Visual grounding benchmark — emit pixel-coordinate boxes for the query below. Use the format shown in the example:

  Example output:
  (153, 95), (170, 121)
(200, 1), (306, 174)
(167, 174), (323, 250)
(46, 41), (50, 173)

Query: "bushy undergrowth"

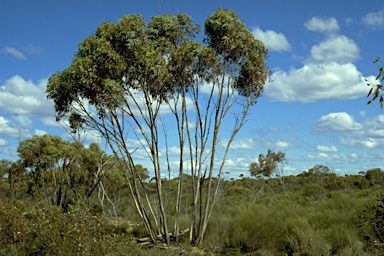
(202, 189), (380, 255)
(0, 199), (135, 255)
(2, 172), (384, 255)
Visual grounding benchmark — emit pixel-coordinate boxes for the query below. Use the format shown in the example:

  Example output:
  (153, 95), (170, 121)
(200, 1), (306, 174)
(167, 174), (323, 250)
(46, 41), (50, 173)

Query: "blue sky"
(1, 0), (384, 177)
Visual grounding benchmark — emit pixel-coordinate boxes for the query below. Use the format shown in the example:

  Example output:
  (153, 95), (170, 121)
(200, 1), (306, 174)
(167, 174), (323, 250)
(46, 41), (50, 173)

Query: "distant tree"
(0, 159), (24, 202)
(17, 135), (113, 207)
(18, 134), (71, 204)
(249, 149), (287, 179)
(134, 164), (150, 181)
(365, 168), (384, 187)
(0, 159), (11, 179)
(304, 164), (332, 187)
(308, 164), (330, 175)
(46, 9), (269, 246)
(249, 149), (288, 195)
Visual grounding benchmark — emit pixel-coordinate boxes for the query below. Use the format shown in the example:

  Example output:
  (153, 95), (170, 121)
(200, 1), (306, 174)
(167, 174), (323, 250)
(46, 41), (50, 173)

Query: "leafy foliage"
(45, 8), (270, 246)
(249, 149), (287, 179)
(0, 199), (133, 255)
(366, 57), (384, 108)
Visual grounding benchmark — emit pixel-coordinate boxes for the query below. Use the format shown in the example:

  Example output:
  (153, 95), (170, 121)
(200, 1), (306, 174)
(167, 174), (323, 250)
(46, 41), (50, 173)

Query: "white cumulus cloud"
(315, 112), (362, 132)
(0, 75), (53, 116)
(266, 62), (369, 102)
(266, 18), (365, 104)
(0, 116), (30, 138)
(338, 115), (384, 149)
(252, 27), (291, 52)
(34, 129), (47, 136)
(304, 17), (339, 33)
(310, 35), (360, 63)
(312, 113), (384, 149)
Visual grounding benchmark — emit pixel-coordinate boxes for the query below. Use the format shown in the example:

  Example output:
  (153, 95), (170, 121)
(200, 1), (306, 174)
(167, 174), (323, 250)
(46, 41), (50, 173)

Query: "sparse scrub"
(0, 199), (134, 255)
(2, 148), (384, 255)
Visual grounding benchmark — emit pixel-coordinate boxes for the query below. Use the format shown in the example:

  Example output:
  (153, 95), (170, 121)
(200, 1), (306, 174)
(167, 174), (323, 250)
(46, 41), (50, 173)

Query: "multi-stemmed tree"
(46, 8), (269, 246)
(249, 149), (288, 195)
(17, 134), (114, 208)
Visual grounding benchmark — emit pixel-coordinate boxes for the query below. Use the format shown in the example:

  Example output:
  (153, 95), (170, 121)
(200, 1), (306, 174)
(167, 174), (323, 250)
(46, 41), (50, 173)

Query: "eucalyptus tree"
(249, 149), (288, 195)
(18, 134), (72, 204)
(17, 135), (112, 206)
(0, 159), (24, 202)
(46, 8), (269, 246)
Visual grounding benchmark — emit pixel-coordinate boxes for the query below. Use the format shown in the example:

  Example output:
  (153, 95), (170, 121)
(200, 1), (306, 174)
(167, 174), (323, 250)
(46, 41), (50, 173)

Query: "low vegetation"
(1, 136), (384, 255)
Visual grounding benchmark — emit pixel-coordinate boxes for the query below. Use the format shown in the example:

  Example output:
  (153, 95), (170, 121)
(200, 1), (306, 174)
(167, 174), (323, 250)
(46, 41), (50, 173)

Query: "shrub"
(225, 204), (287, 254)
(286, 225), (331, 256)
(0, 199), (133, 255)
(302, 183), (326, 200)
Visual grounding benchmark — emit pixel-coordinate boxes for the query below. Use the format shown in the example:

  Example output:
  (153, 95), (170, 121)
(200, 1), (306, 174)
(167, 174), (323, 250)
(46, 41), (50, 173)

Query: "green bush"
(286, 225), (331, 256)
(225, 204), (287, 254)
(323, 224), (364, 255)
(302, 183), (326, 200)
(0, 199), (133, 255)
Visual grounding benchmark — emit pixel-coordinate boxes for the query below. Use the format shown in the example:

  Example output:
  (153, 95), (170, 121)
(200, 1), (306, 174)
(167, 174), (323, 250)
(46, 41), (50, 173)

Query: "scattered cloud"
(220, 138), (257, 150)
(0, 138), (8, 147)
(266, 17), (365, 103)
(359, 111), (366, 118)
(252, 27), (291, 52)
(12, 115), (33, 129)
(1, 47), (26, 60)
(340, 136), (380, 149)
(269, 127), (280, 132)
(286, 125), (300, 131)
(308, 152), (331, 160)
(310, 35), (360, 63)
(41, 117), (68, 129)
(338, 115), (384, 149)
(159, 146), (181, 158)
(223, 158), (250, 171)
(0, 116), (30, 138)
(276, 140), (290, 149)
(345, 17), (355, 26)
(315, 112), (362, 131)
(0, 75), (53, 116)
(23, 45), (43, 54)
(317, 144), (338, 152)
(34, 129), (47, 136)
(307, 152), (356, 163)
(314, 113), (384, 149)
(361, 9), (384, 28)
(304, 17), (339, 33)
(267, 63), (369, 102)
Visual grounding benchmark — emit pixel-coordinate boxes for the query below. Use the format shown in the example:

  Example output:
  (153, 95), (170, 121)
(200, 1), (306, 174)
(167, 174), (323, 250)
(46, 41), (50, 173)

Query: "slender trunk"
(195, 77), (224, 245)
(174, 88), (186, 243)
(9, 169), (13, 203)
(147, 95), (170, 246)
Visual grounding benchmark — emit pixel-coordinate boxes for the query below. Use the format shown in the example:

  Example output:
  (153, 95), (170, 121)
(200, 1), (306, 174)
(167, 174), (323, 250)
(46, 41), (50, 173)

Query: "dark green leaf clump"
(46, 9), (270, 129)
(366, 56), (384, 109)
(204, 8), (269, 102)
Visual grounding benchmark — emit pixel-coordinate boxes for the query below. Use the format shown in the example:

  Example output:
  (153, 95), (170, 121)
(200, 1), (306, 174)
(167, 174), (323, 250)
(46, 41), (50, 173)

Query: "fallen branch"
(137, 228), (190, 244)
